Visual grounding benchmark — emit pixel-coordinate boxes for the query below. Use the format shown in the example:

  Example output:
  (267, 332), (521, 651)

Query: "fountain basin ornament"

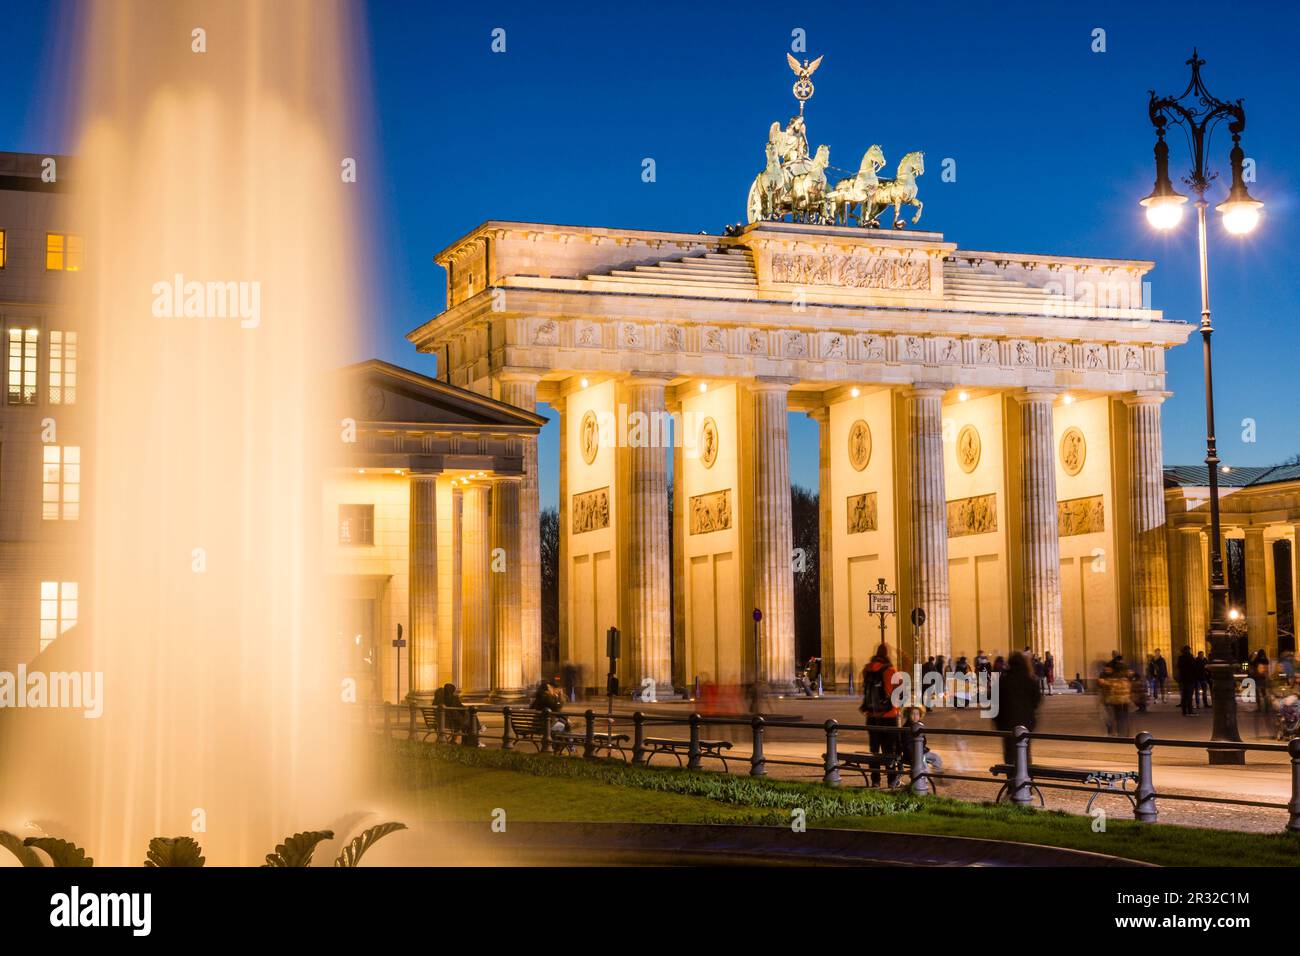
(746, 54), (925, 229)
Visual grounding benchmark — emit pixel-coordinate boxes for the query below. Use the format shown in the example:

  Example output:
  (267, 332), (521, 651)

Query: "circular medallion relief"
(580, 410), (599, 465)
(957, 424), (981, 473)
(699, 417), (719, 469)
(1060, 426), (1086, 477)
(848, 420), (872, 472)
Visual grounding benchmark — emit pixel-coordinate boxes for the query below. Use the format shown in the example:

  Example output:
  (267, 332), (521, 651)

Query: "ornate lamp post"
(1141, 51), (1263, 764)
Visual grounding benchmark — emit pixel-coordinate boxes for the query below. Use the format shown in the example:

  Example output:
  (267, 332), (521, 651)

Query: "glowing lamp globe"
(1143, 196), (1186, 230)
(1218, 197), (1262, 235)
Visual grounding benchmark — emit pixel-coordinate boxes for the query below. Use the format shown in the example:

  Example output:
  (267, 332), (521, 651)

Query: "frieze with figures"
(1058, 495), (1105, 537)
(768, 251), (931, 291)
(947, 494), (997, 537)
(689, 489), (732, 535)
(572, 487), (610, 535)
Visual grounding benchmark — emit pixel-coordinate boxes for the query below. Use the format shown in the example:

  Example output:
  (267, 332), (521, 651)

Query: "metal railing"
(403, 702), (1300, 834)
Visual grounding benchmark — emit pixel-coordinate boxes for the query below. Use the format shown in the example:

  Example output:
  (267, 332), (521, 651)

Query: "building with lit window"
(0, 151), (82, 668)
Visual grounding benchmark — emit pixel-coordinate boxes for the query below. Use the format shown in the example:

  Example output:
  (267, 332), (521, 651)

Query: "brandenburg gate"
(406, 57), (1191, 696)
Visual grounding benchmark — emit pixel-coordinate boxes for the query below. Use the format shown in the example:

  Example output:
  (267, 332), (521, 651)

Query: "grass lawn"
(382, 742), (1300, 867)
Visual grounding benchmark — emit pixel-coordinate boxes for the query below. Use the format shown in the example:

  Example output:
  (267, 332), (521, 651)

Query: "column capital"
(751, 375), (798, 393)
(408, 469), (441, 479)
(806, 406), (830, 425)
(623, 370), (673, 389)
(1123, 389), (1171, 407)
(905, 383), (947, 400)
(1012, 386), (1063, 404)
(496, 368), (546, 385)
(1244, 525), (1267, 538)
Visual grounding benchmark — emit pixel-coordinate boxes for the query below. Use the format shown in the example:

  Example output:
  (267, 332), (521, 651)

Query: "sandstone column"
(450, 484), (463, 689)
(461, 483), (493, 695)
(907, 386), (951, 660)
(408, 473), (439, 698)
(1016, 389), (1064, 669)
(1244, 526), (1268, 654)
(491, 476), (524, 697)
(1182, 527), (1208, 652)
(1126, 393), (1172, 661)
(751, 379), (796, 689)
(810, 407), (835, 685)
(498, 372), (542, 687)
(625, 374), (673, 696)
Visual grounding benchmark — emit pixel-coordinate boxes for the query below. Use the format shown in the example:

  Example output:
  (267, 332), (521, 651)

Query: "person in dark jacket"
(859, 644), (901, 788)
(1194, 650), (1211, 708)
(1152, 650), (1169, 702)
(1176, 646), (1196, 716)
(994, 651), (1041, 766)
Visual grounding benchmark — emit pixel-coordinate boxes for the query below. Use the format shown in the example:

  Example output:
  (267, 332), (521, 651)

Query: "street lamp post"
(1141, 50), (1263, 765)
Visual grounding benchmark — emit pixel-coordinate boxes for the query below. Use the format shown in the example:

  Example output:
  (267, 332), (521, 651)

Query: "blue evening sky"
(4, 0), (1298, 509)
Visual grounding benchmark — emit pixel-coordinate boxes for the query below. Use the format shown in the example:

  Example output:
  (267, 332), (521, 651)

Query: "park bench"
(831, 751), (909, 789)
(989, 763), (1139, 812)
(418, 706), (460, 744)
(642, 736), (733, 771)
(504, 710), (564, 752)
(552, 727), (631, 760)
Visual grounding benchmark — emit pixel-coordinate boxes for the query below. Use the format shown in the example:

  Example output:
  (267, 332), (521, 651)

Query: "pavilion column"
(1016, 389), (1064, 670)
(449, 485), (464, 689)
(750, 379), (796, 689)
(907, 386), (951, 660)
(461, 483), (493, 696)
(498, 372), (542, 687)
(408, 473), (439, 698)
(491, 476), (524, 697)
(1126, 393), (1172, 662)
(624, 374), (674, 695)
(1245, 526), (1268, 655)
(810, 407), (835, 685)
(1182, 528), (1208, 653)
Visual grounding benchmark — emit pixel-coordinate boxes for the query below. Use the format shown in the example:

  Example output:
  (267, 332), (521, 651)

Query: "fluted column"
(1016, 389), (1064, 668)
(810, 407), (835, 682)
(1126, 393), (1172, 661)
(751, 379), (796, 688)
(1245, 526), (1268, 654)
(907, 386), (951, 660)
(625, 375), (673, 694)
(491, 476), (524, 697)
(408, 473), (439, 697)
(498, 372), (542, 686)
(1182, 527), (1208, 652)
(449, 485), (463, 689)
(461, 483), (493, 695)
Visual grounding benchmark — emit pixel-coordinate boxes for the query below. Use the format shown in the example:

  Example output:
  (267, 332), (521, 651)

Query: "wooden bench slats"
(642, 736), (733, 771)
(988, 763), (1138, 811)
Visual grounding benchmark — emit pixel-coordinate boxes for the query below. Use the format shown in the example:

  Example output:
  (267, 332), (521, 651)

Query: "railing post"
(1134, 731), (1158, 822)
(541, 710), (553, 753)
(583, 709), (596, 759)
(632, 711), (645, 764)
(750, 716), (767, 776)
(501, 705), (514, 750)
(1288, 738), (1300, 833)
(823, 719), (841, 786)
(688, 712), (702, 770)
(1010, 725), (1033, 807)
(435, 702), (446, 743)
(909, 719), (930, 796)
(465, 705), (479, 748)
(407, 696), (417, 740)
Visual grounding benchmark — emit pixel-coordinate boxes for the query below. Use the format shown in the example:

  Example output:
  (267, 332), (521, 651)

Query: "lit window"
(40, 581), (78, 652)
(7, 328), (38, 405)
(338, 504), (374, 545)
(42, 445), (80, 520)
(49, 331), (77, 404)
(0, 230), (6, 269)
(46, 233), (83, 271)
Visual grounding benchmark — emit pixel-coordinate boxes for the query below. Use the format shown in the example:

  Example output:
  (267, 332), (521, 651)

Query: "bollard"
(750, 716), (767, 776)
(688, 713), (703, 770)
(583, 709), (596, 759)
(1134, 731), (1158, 822)
(501, 705), (514, 750)
(909, 720), (930, 796)
(631, 711), (646, 764)
(1288, 738), (1300, 834)
(407, 697), (417, 741)
(465, 705), (479, 748)
(1010, 725), (1033, 806)
(823, 719), (841, 786)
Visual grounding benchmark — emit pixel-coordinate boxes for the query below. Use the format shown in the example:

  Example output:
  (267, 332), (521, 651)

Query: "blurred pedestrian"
(1177, 645), (1196, 716)
(994, 651), (1041, 766)
(859, 643), (901, 788)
